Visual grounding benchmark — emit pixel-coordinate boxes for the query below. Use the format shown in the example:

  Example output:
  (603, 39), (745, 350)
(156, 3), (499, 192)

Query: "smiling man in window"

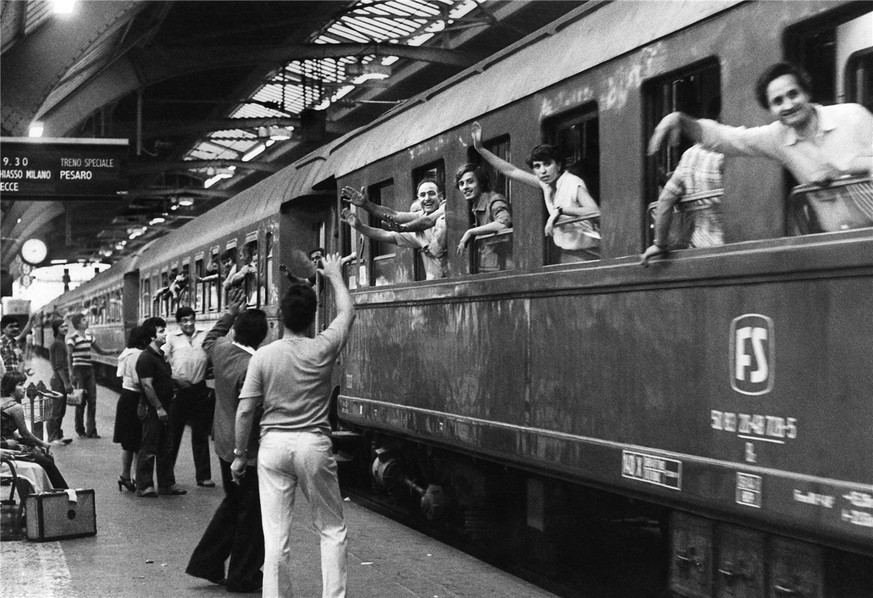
(341, 179), (448, 280)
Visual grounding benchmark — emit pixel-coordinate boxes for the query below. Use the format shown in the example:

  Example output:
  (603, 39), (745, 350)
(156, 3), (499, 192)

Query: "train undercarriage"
(334, 427), (873, 598)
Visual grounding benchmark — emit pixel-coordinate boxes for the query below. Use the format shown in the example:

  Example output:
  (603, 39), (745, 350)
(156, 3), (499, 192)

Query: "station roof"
(0, 0), (584, 290)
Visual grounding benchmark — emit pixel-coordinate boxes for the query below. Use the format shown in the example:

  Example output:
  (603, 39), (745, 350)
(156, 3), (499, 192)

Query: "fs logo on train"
(729, 314), (774, 396)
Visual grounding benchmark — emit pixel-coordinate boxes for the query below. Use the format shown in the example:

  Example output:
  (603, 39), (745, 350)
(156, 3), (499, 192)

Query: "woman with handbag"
(113, 327), (147, 492)
(0, 371), (69, 489)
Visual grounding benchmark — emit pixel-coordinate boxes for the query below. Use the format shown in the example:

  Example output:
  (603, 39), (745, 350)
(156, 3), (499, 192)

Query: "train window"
(205, 246), (220, 312)
(110, 289), (122, 323)
(784, 8), (873, 235)
(543, 103), (602, 265)
(174, 262), (190, 308)
(168, 266), (180, 314)
(846, 49), (873, 111)
(141, 277), (151, 317)
(464, 135), (514, 274)
(193, 256), (203, 312)
(788, 8), (872, 106)
(264, 232), (273, 306)
(241, 235), (259, 307)
(158, 271), (169, 316)
(411, 160), (446, 281)
(644, 59), (722, 252)
(367, 179), (399, 287)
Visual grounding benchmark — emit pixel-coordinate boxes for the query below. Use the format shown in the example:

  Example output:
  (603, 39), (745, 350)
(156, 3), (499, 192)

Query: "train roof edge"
(323, 0), (743, 178)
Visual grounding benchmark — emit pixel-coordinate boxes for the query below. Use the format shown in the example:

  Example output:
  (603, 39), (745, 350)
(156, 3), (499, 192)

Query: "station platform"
(1, 357), (559, 598)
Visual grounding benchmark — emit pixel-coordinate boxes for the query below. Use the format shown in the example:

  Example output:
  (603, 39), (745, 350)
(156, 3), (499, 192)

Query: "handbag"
(0, 458), (26, 541)
(66, 387), (85, 407)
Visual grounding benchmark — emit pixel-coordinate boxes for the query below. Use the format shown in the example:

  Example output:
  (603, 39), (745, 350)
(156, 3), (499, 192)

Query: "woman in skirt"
(114, 326), (147, 492)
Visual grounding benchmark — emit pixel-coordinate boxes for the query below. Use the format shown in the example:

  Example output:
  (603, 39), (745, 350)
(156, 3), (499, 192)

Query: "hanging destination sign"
(0, 137), (128, 199)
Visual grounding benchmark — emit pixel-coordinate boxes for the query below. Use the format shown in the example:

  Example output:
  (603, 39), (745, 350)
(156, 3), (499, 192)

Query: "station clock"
(20, 238), (48, 265)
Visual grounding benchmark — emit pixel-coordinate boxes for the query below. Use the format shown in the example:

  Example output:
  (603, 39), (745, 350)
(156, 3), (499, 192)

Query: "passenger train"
(35, 2), (873, 595)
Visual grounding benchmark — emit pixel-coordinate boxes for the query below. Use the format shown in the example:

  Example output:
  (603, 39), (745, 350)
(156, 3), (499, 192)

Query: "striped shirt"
(66, 331), (94, 368)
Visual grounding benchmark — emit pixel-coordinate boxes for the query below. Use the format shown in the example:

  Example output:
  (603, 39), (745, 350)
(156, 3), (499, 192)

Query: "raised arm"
(647, 112), (704, 155)
(388, 203), (446, 232)
(203, 288), (245, 357)
(471, 122), (541, 189)
(341, 208), (399, 245)
(15, 315), (33, 343)
(321, 253), (355, 332)
(341, 186), (421, 224)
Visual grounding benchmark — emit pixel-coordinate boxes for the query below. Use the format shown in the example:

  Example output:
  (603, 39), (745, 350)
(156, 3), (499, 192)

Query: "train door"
(122, 270), (139, 342)
(279, 193), (335, 332)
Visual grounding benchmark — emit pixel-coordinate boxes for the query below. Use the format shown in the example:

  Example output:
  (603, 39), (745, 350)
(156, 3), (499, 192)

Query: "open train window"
(846, 49), (873, 111)
(141, 277), (150, 317)
(411, 160), (445, 281)
(241, 233), (259, 308)
(150, 273), (161, 316)
(367, 179), (398, 287)
(643, 59), (722, 251)
(205, 246), (220, 311)
(784, 7), (873, 235)
(222, 239), (238, 310)
(544, 103), (602, 265)
(465, 135), (514, 274)
(264, 232), (273, 306)
(160, 270), (171, 317)
(193, 254), (203, 312)
(110, 289), (122, 323)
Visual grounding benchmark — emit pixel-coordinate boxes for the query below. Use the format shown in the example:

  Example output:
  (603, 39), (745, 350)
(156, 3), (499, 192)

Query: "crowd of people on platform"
(1, 250), (354, 597)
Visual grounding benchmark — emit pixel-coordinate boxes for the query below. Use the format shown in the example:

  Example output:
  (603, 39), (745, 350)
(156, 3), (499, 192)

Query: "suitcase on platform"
(25, 489), (96, 541)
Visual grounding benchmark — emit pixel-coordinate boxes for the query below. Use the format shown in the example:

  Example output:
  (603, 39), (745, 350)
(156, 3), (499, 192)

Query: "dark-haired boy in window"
(471, 122), (600, 258)
(454, 163), (511, 255)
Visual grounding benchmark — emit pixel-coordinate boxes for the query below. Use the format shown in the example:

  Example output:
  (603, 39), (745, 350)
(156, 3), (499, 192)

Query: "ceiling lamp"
(177, 195), (195, 207)
(345, 61), (391, 80)
(257, 125), (294, 141)
(52, 0), (76, 14)
(149, 216), (166, 225)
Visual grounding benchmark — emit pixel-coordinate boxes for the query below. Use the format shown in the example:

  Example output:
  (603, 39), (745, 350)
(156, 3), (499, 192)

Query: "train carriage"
(327, 1), (873, 595)
(34, 1), (873, 595)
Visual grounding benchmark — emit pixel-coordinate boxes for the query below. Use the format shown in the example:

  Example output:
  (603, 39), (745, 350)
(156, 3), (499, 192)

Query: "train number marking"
(730, 314), (775, 396)
(735, 473), (762, 508)
(841, 492), (873, 528)
(621, 451), (682, 491)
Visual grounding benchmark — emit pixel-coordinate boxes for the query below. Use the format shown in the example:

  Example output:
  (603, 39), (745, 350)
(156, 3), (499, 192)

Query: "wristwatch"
(232, 448), (246, 457)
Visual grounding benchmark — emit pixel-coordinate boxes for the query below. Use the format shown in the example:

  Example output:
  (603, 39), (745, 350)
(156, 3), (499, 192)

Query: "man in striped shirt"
(66, 313), (112, 439)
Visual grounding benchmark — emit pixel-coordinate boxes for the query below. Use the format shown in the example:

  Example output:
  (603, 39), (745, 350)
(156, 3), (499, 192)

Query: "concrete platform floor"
(1, 357), (558, 598)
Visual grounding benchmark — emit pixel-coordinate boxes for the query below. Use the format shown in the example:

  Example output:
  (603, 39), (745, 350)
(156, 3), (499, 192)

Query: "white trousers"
(258, 430), (348, 598)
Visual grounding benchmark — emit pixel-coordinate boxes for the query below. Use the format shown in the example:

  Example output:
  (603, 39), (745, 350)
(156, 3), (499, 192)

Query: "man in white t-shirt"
(231, 253), (355, 598)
